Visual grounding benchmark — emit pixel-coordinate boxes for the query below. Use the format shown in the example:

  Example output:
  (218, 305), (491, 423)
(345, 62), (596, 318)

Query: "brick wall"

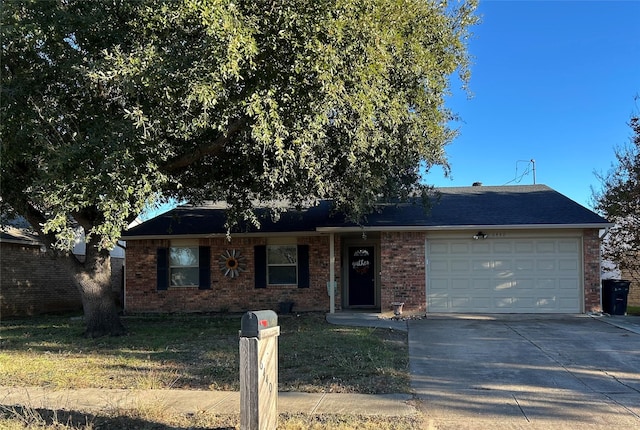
(1, 242), (82, 318)
(583, 229), (603, 312)
(124, 230), (602, 315)
(125, 235), (342, 314)
(379, 231), (426, 313)
(619, 268), (640, 307)
(624, 277), (640, 307)
(1, 242), (125, 319)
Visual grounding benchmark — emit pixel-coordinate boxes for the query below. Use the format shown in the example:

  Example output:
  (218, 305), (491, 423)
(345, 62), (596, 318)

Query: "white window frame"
(169, 240), (199, 287)
(267, 244), (298, 285)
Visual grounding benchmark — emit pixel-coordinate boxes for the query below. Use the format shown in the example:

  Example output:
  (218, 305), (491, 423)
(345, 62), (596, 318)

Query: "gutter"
(120, 231), (324, 241)
(121, 223), (614, 241)
(316, 223), (614, 233)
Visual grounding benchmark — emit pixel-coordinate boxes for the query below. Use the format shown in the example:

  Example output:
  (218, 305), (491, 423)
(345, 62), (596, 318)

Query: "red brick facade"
(380, 232), (427, 313)
(124, 229), (603, 315)
(583, 229), (603, 312)
(125, 236), (342, 313)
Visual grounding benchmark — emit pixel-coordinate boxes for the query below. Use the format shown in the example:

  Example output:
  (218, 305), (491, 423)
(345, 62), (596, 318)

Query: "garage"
(426, 235), (582, 313)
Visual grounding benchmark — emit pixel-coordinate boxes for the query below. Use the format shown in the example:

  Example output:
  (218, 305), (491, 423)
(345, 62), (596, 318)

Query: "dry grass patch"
(0, 312), (409, 394)
(0, 405), (422, 430)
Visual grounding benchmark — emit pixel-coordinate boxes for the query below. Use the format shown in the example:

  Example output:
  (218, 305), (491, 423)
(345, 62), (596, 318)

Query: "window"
(267, 245), (298, 285)
(254, 244), (309, 288)
(170, 246), (199, 286)
(157, 244), (211, 290)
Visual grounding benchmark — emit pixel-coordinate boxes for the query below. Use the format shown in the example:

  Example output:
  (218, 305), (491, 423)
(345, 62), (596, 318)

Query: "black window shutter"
(254, 245), (267, 288)
(297, 245), (310, 288)
(157, 248), (168, 291)
(198, 246), (211, 290)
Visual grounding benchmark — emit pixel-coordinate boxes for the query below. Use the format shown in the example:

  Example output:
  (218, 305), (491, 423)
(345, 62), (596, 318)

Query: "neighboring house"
(601, 230), (639, 307)
(617, 269), (640, 307)
(0, 218), (125, 318)
(121, 185), (611, 315)
(1, 222), (82, 318)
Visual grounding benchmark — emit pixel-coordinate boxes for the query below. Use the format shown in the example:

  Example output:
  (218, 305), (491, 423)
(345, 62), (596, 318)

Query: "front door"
(348, 246), (375, 306)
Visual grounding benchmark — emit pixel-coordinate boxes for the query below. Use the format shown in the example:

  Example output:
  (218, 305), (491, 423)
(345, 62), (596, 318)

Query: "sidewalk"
(325, 311), (409, 331)
(590, 313), (640, 335)
(0, 386), (416, 416)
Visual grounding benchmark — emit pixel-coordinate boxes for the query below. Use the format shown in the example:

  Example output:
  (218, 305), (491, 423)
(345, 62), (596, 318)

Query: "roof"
(0, 216), (40, 246)
(1, 216), (125, 256)
(121, 185), (611, 239)
(0, 226), (40, 245)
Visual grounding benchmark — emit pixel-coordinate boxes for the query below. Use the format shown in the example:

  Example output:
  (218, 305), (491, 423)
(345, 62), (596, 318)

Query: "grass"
(0, 312), (408, 393)
(627, 305), (640, 316)
(0, 312), (414, 428)
(0, 405), (422, 429)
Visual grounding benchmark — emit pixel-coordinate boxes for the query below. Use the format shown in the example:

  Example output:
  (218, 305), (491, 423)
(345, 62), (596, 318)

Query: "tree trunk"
(81, 288), (126, 338)
(15, 202), (126, 337)
(78, 273), (126, 338)
(73, 242), (126, 338)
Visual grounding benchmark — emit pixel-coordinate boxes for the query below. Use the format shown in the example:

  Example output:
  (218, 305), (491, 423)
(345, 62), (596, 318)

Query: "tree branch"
(161, 117), (249, 173)
(17, 201), (60, 253)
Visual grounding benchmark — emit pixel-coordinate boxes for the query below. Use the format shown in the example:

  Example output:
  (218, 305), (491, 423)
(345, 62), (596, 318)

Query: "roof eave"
(316, 223), (613, 232)
(120, 231), (324, 241)
(0, 237), (42, 246)
(123, 223), (613, 240)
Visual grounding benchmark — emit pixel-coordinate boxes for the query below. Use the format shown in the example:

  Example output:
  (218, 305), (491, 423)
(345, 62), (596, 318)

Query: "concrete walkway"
(325, 311), (409, 331)
(593, 312), (640, 335)
(0, 386), (415, 416)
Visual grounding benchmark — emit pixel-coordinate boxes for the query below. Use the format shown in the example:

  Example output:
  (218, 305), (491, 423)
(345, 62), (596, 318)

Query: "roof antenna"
(504, 159), (536, 185)
(531, 159), (536, 184)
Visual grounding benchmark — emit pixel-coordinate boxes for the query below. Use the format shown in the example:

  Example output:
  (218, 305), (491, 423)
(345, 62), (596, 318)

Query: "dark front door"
(348, 246), (375, 306)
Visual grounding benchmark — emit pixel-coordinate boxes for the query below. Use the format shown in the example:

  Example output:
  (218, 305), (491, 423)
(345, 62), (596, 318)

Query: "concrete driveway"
(409, 314), (640, 429)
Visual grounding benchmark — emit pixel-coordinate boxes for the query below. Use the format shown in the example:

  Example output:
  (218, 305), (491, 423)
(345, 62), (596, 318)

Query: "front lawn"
(0, 312), (409, 394)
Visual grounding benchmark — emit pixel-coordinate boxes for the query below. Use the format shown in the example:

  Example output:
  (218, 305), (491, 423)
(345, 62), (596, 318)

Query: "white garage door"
(427, 237), (582, 313)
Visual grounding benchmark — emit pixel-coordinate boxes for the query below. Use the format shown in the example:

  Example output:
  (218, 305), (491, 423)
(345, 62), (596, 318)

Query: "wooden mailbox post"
(239, 310), (280, 430)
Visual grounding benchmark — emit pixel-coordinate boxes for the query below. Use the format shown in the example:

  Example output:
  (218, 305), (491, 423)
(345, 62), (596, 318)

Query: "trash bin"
(602, 279), (631, 315)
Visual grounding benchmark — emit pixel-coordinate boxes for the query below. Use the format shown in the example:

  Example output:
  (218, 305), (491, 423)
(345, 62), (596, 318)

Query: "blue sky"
(424, 0), (640, 209)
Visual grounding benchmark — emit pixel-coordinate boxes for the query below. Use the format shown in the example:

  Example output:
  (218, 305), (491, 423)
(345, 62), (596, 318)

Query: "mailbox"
(240, 310), (278, 338)
(239, 310), (280, 430)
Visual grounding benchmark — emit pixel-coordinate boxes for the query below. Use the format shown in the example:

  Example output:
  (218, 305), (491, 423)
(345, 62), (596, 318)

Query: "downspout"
(599, 227), (611, 240)
(329, 233), (335, 314)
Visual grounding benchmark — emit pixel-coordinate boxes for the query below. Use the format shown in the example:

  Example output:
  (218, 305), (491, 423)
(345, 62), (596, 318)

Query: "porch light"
(473, 231), (488, 240)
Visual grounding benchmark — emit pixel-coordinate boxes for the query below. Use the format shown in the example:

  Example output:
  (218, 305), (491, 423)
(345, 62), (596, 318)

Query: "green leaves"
(593, 113), (640, 281)
(2, 0), (478, 248)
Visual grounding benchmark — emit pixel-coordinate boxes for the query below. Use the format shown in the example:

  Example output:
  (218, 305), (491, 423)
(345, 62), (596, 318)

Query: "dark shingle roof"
(0, 216), (40, 245)
(121, 185), (610, 238)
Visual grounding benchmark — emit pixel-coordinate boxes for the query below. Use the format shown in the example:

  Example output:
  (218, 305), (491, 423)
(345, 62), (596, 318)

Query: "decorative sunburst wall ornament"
(219, 249), (245, 278)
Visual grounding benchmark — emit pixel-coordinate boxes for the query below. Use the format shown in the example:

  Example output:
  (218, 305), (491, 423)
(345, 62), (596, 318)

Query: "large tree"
(1, 0), (478, 336)
(593, 110), (640, 284)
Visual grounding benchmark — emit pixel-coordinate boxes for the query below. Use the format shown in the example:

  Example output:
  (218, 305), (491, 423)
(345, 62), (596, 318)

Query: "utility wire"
(503, 159), (535, 185)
